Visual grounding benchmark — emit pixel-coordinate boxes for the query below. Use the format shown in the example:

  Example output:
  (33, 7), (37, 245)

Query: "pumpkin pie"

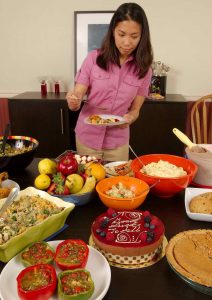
(166, 230), (212, 287)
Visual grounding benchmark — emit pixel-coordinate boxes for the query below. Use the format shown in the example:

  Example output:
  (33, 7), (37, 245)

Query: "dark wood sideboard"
(9, 92), (187, 157)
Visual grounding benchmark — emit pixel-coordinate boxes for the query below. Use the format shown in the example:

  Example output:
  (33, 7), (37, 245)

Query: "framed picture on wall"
(74, 11), (114, 74)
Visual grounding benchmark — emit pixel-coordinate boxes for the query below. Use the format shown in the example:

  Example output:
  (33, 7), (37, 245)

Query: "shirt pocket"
(121, 75), (141, 102)
(92, 65), (110, 80)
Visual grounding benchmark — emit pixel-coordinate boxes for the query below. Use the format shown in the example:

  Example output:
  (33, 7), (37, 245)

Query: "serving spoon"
(129, 145), (145, 167)
(172, 128), (210, 153)
(0, 187), (19, 220)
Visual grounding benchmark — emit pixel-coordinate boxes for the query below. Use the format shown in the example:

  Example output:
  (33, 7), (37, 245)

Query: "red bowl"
(131, 154), (198, 198)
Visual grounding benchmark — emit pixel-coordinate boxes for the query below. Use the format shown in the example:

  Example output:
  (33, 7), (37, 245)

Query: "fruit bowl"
(52, 189), (97, 206)
(96, 176), (150, 210)
(131, 154), (198, 198)
(0, 136), (39, 172)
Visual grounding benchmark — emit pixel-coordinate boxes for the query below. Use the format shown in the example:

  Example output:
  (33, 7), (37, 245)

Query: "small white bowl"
(1, 179), (20, 191)
(185, 187), (212, 222)
(0, 179), (20, 208)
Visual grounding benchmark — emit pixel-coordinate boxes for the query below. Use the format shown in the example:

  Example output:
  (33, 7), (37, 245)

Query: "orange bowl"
(131, 154), (198, 198)
(96, 176), (149, 210)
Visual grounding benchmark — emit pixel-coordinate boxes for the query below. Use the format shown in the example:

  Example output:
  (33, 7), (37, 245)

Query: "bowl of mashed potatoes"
(131, 154), (198, 198)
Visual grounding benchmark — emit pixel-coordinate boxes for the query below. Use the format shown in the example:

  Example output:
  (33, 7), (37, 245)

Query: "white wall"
(0, 0), (211, 99)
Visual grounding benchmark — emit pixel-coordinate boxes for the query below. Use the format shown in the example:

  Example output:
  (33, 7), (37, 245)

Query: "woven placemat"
(89, 235), (168, 269)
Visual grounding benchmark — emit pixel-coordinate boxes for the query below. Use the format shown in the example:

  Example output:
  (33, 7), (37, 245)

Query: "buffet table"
(0, 158), (211, 300)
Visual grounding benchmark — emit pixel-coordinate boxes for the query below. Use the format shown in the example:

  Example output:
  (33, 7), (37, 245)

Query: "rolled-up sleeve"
(75, 50), (97, 86)
(137, 67), (152, 97)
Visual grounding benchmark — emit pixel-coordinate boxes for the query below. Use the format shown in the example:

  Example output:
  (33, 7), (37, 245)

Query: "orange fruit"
(85, 163), (106, 182)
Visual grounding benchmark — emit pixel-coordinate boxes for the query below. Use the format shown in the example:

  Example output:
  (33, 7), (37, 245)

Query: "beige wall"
(0, 0), (211, 99)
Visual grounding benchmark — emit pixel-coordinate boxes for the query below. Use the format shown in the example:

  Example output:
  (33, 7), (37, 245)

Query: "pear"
(65, 174), (84, 194)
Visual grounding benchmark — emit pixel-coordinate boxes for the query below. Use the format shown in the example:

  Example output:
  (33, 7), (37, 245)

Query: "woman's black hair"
(96, 2), (153, 78)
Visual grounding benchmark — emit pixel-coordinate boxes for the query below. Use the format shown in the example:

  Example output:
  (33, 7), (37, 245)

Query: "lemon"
(38, 158), (57, 175)
(85, 163), (106, 182)
(34, 174), (51, 190)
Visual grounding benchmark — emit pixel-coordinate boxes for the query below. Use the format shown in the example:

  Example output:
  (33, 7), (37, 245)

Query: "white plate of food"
(185, 187), (212, 222)
(0, 241), (111, 300)
(104, 160), (133, 177)
(84, 114), (127, 126)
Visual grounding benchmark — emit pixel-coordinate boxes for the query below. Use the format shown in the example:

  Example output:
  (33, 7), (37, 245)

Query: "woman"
(66, 2), (153, 161)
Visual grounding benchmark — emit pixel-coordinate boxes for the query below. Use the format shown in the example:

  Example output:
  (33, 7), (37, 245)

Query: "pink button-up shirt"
(75, 50), (152, 150)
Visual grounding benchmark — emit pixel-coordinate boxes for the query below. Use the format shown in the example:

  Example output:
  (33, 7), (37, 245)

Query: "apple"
(65, 174), (84, 194)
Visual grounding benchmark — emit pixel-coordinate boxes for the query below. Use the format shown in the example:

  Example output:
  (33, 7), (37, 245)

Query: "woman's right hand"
(66, 91), (82, 111)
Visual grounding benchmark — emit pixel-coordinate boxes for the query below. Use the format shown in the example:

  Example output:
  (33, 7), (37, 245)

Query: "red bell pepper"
(21, 242), (55, 267)
(16, 264), (57, 300)
(55, 240), (89, 271)
(57, 155), (78, 176)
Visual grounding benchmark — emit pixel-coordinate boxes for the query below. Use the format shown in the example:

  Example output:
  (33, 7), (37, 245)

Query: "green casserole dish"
(0, 187), (75, 262)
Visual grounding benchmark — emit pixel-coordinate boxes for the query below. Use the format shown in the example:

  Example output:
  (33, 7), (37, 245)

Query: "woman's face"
(113, 20), (141, 59)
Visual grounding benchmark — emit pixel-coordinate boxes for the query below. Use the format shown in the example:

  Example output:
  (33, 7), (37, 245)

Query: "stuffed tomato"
(21, 241), (55, 267)
(17, 264), (57, 300)
(55, 240), (89, 270)
(58, 269), (94, 300)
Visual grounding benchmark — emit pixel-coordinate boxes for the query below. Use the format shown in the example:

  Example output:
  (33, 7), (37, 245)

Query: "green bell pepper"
(21, 241), (55, 267)
(58, 269), (94, 300)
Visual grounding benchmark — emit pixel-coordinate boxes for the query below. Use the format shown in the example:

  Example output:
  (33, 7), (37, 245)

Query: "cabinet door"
(130, 102), (187, 156)
(9, 100), (70, 157)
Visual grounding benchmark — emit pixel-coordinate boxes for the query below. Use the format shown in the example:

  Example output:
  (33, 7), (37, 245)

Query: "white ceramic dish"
(0, 240), (111, 300)
(185, 187), (212, 222)
(84, 114), (126, 126)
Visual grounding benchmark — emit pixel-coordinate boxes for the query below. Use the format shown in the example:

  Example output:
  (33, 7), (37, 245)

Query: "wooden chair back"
(190, 94), (212, 144)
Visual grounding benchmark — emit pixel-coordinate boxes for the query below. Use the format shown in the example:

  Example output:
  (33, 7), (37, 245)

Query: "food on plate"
(189, 192), (212, 214)
(38, 158), (57, 175)
(140, 160), (187, 178)
(0, 194), (64, 245)
(21, 241), (55, 267)
(148, 93), (165, 100)
(58, 269), (94, 300)
(105, 182), (135, 198)
(166, 230), (212, 287)
(91, 208), (165, 265)
(87, 114), (120, 124)
(0, 172), (11, 199)
(16, 263), (57, 300)
(104, 160), (132, 176)
(55, 239), (89, 270)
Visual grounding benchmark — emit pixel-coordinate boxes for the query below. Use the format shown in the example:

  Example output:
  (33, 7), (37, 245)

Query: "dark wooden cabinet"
(130, 94), (187, 156)
(9, 93), (186, 158)
(8, 92), (79, 158)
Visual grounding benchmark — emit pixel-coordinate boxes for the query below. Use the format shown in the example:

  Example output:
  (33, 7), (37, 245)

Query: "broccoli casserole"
(0, 195), (64, 245)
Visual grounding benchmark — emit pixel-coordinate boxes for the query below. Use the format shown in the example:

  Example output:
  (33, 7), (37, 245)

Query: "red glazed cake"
(91, 209), (165, 265)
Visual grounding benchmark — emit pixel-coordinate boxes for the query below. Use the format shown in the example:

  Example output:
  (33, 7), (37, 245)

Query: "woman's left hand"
(119, 111), (139, 128)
